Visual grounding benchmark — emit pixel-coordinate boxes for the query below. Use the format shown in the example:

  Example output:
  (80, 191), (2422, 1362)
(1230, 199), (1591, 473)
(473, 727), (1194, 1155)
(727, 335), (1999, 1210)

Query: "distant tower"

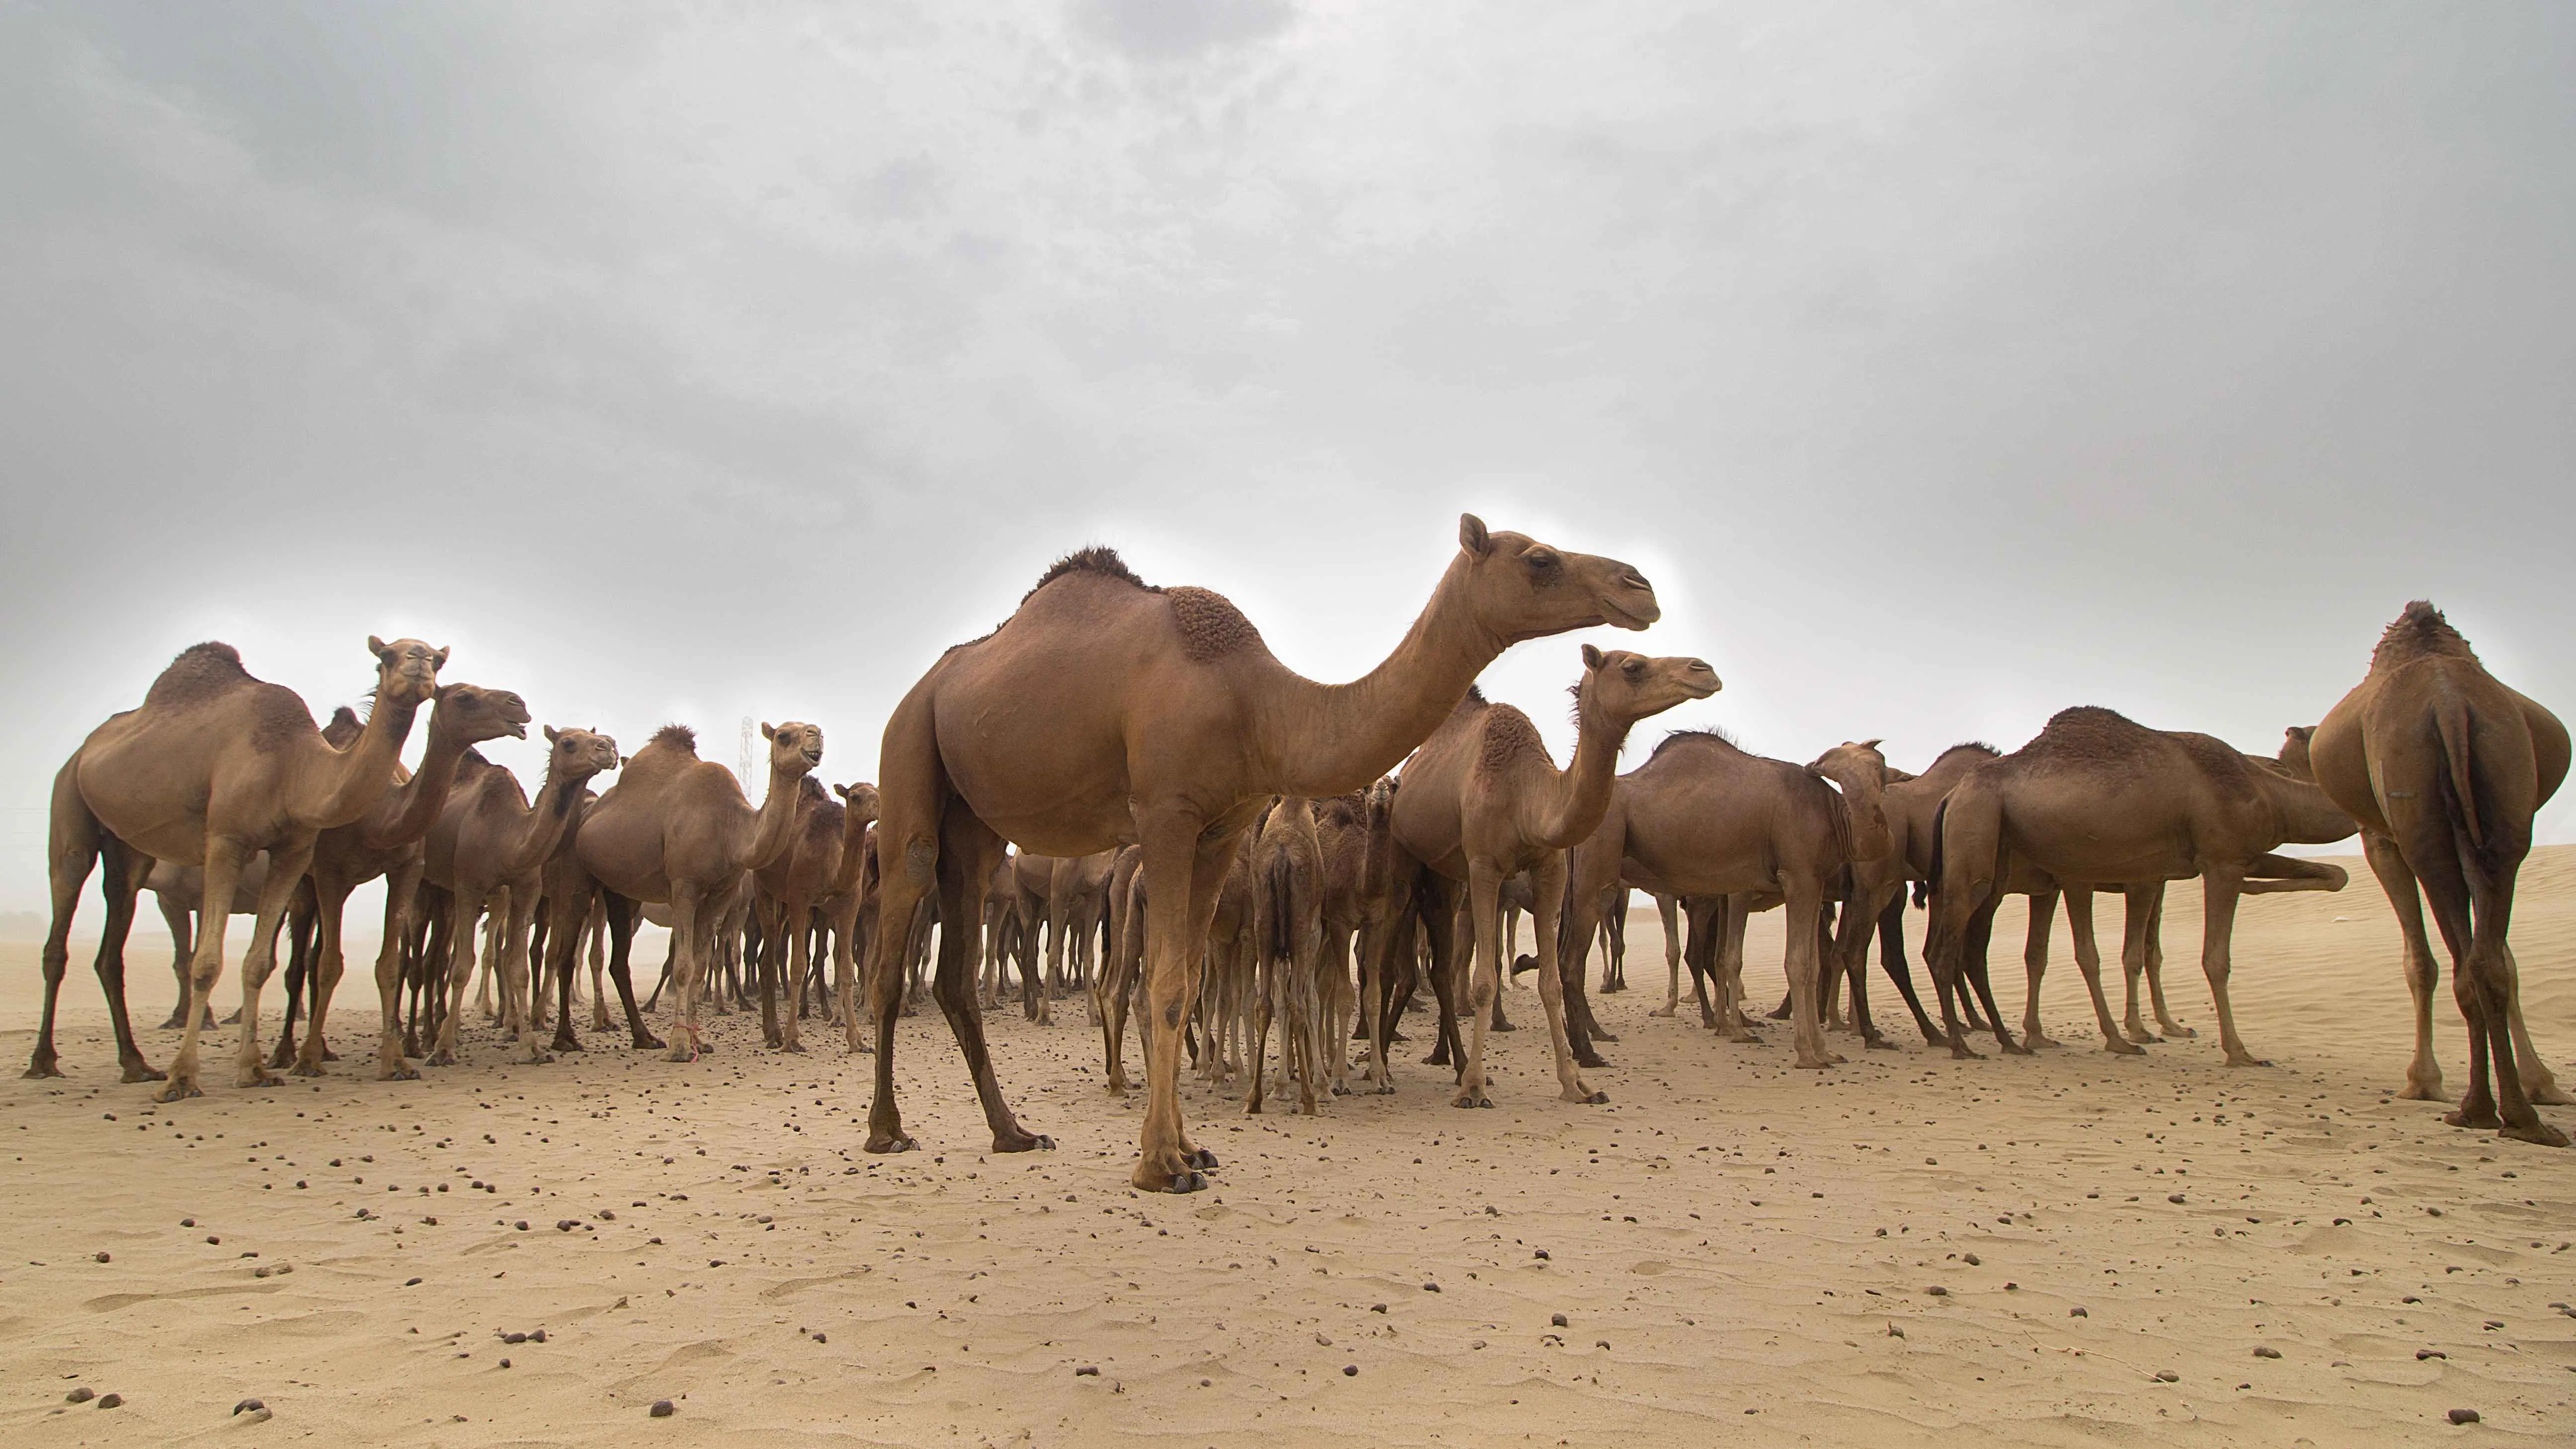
(738, 717), (757, 797)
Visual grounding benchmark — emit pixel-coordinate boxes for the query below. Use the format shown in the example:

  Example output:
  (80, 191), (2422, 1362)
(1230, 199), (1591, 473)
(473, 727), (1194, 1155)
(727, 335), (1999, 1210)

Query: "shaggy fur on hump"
(1930, 740), (2002, 766)
(144, 642), (252, 707)
(1476, 705), (1548, 769)
(2372, 599), (2478, 668)
(1166, 585), (1263, 662)
(1024, 545), (1157, 603)
(1648, 725), (1740, 761)
(648, 723), (699, 753)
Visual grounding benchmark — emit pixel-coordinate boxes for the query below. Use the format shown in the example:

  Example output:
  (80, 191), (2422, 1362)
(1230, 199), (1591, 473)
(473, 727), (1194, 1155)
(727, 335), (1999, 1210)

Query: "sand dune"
(3, 849), (2571, 1445)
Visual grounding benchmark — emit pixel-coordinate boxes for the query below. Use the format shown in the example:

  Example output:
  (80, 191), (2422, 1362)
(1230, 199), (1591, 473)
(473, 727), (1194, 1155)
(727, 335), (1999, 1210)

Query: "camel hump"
(144, 641), (254, 708)
(1646, 726), (1739, 762)
(2373, 599), (2480, 669)
(1165, 586), (1263, 663)
(646, 723), (699, 754)
(1024, 545), (1159, 604)
(1477, 705), (1548, 769)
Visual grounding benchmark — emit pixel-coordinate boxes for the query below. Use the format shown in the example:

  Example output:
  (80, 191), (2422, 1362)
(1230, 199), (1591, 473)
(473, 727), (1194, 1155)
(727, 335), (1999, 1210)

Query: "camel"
(29, 638), (445, 1095)
(542, 722), (821, 1061)
(1555, 731), (1894, 1071)
(1816, 743), (2010, 1048)
(1373, 647), (1720, 1106)
(1924, 706), (2354, 1064)
(2308, 602), (2569, 1146)
(1307, 788), (1380, 1096)
(750, 777), (849, 1052)
(816, 782), (882, 1053)
(1002, 852), (1058, 1022)
(1246, 798), (1327, 1114)
(272, 686), (534, 1079)
(1046, 851), (1118, 1010)
(413, 726), (621, 1070)
(867, 516), (1662, 1191)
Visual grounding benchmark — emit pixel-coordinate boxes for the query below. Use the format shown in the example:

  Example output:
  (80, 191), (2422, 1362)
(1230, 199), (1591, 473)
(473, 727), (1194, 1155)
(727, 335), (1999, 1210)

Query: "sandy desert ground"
(3, 850), (2573, 1447)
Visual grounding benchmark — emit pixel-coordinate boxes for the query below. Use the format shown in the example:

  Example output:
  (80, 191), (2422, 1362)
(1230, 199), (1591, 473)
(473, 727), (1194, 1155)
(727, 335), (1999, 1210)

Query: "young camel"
(1374, 647), (1720, 1106)
(1556, 732), (1894, 1071)
(1925, 707), (2354, 1063)
(415, 727), (622, 1070)
(30, 639), (444, 1096)
(2308, 601), (2568, 1146)
(867, 516), (1662, 1192)
(542, 722), (821, 1060)
(1246, 798), (1327, 1114)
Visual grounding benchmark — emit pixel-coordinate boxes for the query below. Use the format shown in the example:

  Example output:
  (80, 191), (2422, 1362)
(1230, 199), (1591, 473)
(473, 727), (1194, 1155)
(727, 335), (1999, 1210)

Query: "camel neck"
(744, 765), (809, 873)
(1533, 694), (1634, 849)
(2260, 770), (2357, 847)
(503, 761), (593, 878)
(303, 693), (426, 830)
(361, 711), (472, 851)
(1259, 555), (1502, 799)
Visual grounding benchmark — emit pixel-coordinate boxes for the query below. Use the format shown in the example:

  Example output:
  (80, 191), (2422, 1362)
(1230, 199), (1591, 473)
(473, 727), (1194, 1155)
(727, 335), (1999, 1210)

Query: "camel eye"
(1525, 549), (1560, 573)
(1623, 661), (1643, 679)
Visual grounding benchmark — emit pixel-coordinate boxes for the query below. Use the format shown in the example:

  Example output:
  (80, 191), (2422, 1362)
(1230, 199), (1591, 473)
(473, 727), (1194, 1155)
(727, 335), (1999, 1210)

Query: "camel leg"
(498, 886), (551, 1065)
(1359, 892), (1411, 1094)
(431, 891), (487, 1067)
(752, 898), (787, 1048)
(1783, 884), (1841, 1069)
(1715, 895), (1759, 1041)
(152, 890), (202, 1031)
(588, 908), (613, 1032)
(1418, 880), (1462, 1068)
(1833, 884), (1894, 1049)
(2359, 831), (2446, 1098)
(1963, 898), (2023, 1055)
(2063, 887), (2143, 1055)
(777, 902), (810, 1049)
(1601, 889), (1628, 993)
(1245, 926), (1278, 1115)
(2134, 883), (2191, 1039)
(22, 810), (85, 1080)
(604, 896), (661, 1049)
(1873, 895), (1943, 1045)
(1451, 862), (1506, 1108)
(2194, 872), (2268, 1068)
(2119, 886), (2158, 1042)
(223, 841), (310, 1092)
(1100, 873), (1142, 1093)
(1650, 893), (1684, 1018)
(281, 884), (327, 1073)
(2501, 946), (2570, 1106)
(1527, 854), (1605, 1103)
(1554, 851), (1614, 1066)
(1680, 896), (1723, 1032)
(1130, 807), (1242, 1191)
(664, 887), (709, 1062)
(159, 844), (255, 1100)
(2019, 887), (2061, 1048)
(544, 887), (589, 1053)
(1488, 901), (1516, 1034)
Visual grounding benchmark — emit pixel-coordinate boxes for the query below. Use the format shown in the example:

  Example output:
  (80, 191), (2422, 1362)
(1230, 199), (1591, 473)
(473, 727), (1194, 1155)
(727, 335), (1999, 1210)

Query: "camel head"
(367, 635), (449, 710)
(759, 720), (825, 781)
(1806, 739), (1895, 863)
(1454, 514), (1660, 643)
(1576, 644), (1720, 727)
(2275, 725), (2317, 780)
(430, 683), (532, 748)
(541, 724), (622, 784)
(833, 781), (883, 828)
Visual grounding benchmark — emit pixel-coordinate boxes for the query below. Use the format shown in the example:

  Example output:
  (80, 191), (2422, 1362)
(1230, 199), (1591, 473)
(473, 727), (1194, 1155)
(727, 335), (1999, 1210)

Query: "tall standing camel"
(751, 776), (846, 1052)
(2309, 602), (2568, 1146)
(866, 516), (1662, 1192)
(30, 638), (445, 1096)
(1373, 647), (1719, 1106)
(281, 686), (533, 1077)
(1556, 732), (1894, 1070)
(543, 722), (821, 1060)
(416, 727), (621, 1070)
(1925, 706), (2354, 1063)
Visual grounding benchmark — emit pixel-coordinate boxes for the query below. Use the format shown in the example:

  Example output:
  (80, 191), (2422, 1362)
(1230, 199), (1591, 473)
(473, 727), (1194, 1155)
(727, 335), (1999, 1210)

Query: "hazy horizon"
(5, 2), (2573, 921)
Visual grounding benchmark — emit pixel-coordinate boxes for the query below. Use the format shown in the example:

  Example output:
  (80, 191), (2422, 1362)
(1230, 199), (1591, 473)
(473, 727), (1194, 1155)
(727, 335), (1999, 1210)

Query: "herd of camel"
(25, 516), (2571, 1193)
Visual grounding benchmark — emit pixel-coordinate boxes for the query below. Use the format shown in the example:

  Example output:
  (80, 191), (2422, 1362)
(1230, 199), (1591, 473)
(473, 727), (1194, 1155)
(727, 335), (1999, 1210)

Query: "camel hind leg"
(2063, 888), (2143, 1055)
(2019, 888), (2061, 1048)
(2359, 831), (2446, 1098)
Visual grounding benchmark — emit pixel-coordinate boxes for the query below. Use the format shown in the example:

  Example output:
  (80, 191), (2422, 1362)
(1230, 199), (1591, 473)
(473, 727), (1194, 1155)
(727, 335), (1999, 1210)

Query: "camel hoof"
(1490, 1020), (1516, 1033)
(2000, 1043), (2032, 1057)
(663, 1046), (695, 1063)
(866, 1133), (919, 1154)
(155, 1013), (187, 1031)
(380, 1064), (420, 1082)
(1591, 1029), (1619, 1044)
(993, 1131), (1054, 1154)
(1864, 1037), (1899, 1052)
(2226, 1056), (2272, 1069)
(155, 1080), (203, 1102)
(2105, 1040), (2146, 1057)
(1373, 1083), (1396, 1096)
(2527, 1083), (2575, 1108)
(780, 1042), (806, 1055)
(1949, 1046), (1984, 1061)
(1451, 1092), (1493, 1109)
(27, 1057), (66, 1080)
(2396, 1082), (2447, 1102)
(633, 1035), (666, 1051)
(1166, 1170), (1209, 1194)
(2026, 1034), (2061, 1049)
(428, 1050), (458, 1068)
(2165, 1025), (2199, 1039)
(1648, 1007), (1676, 1019)
(553, 1037), (585, 1054)
(2499, 1121), (2570, 1148)
(1184, 1148), (1220, 1171)
(1574, 1053), (1611, 1070)
(288, 1060), (324, 1079)
(1331, 1082), (1350, 1097)
(521, 1051), (554, 1066)
(2444, 1106), (2503, 1130)
(1566, 1089), (1609, 1105)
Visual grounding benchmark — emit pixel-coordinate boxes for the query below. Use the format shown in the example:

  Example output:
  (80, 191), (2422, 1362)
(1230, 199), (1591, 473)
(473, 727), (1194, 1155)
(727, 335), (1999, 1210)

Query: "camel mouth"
(501, 721), (529, 740)
(1600, 596), (1659, 631)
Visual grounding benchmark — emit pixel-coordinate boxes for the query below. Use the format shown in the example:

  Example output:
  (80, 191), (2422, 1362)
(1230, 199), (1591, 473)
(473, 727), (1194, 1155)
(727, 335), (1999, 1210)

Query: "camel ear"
(544, 724), (562, 744)
(1459, 513), (1492, 557)
(833, 784), (851, 800)
(760, 722), (776, 740)
(433, 683), (455, 701)
(430, 645), (450, 670)
(367, 635), (389, 660)
(1582, 643), (1605, 669)
(1860, 738), (1882, 751)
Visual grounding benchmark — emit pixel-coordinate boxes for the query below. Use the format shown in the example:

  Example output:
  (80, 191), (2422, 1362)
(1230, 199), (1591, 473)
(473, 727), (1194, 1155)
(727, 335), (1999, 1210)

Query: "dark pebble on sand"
(2070, 1307), (2088, 1317)
(234, 1398), (264, 1415)
(2168, 1194), (2186, 1204)
(94, 1252), (109, 1263)
(1551, 1313), (1569, 1328)
(2154, 1370), (2179, 1383)
(556, 1220), (577, 1232)
(405, 1277), (421, 1286)
(2449, 1409), (2480, 1425)
(1343, 1365), (1359, 1376)
(2418, 1350), (2447, 1361)
(66, 1387), (93, 1403)
(1423, 1282), (1440, 1292)
(1075, 1366), (1099, 1377)
(650, 1399), (675, 1417)
(2254, 1346), (2281, 1359)
(503, 1332), (527, 1344)
(96, 1393), (123, 1409)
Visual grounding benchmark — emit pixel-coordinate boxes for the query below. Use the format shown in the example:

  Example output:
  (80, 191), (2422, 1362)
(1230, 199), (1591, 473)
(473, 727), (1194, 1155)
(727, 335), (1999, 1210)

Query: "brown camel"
(276, 686), (534, 1079)
(542, 721), (821, 1060)
(2309, 602), (2568, 1146)
(1307, 788), (1380, 1096)
(1046, 850), (1118, 1009)
(415, 726), (621, 1070)
(142, 854), (270, 1030)
(867, 516), (1661, 1191)
(751, 776), (847, 1052)
(30, 639), (444, 1095)
(1556, 731), (1893, 1070)
(1924, 706), (2355, 1064)
(1246, 798), (1328, 1114)
(1374, 646), (1720, 1106)
(816, 782), (883, 1053)
(1818, 743), (2009, 1047)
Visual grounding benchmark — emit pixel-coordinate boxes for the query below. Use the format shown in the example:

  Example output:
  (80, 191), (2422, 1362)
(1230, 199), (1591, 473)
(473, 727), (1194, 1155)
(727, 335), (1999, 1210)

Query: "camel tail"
(1925, 798), (1950, 895)
(1261, 854), (1295, 966)
(2433, 689), (2484, 851)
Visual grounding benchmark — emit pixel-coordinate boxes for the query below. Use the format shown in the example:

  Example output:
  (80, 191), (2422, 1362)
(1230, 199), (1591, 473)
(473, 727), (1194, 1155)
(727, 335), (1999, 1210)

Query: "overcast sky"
(4, 1), (2573, 916)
